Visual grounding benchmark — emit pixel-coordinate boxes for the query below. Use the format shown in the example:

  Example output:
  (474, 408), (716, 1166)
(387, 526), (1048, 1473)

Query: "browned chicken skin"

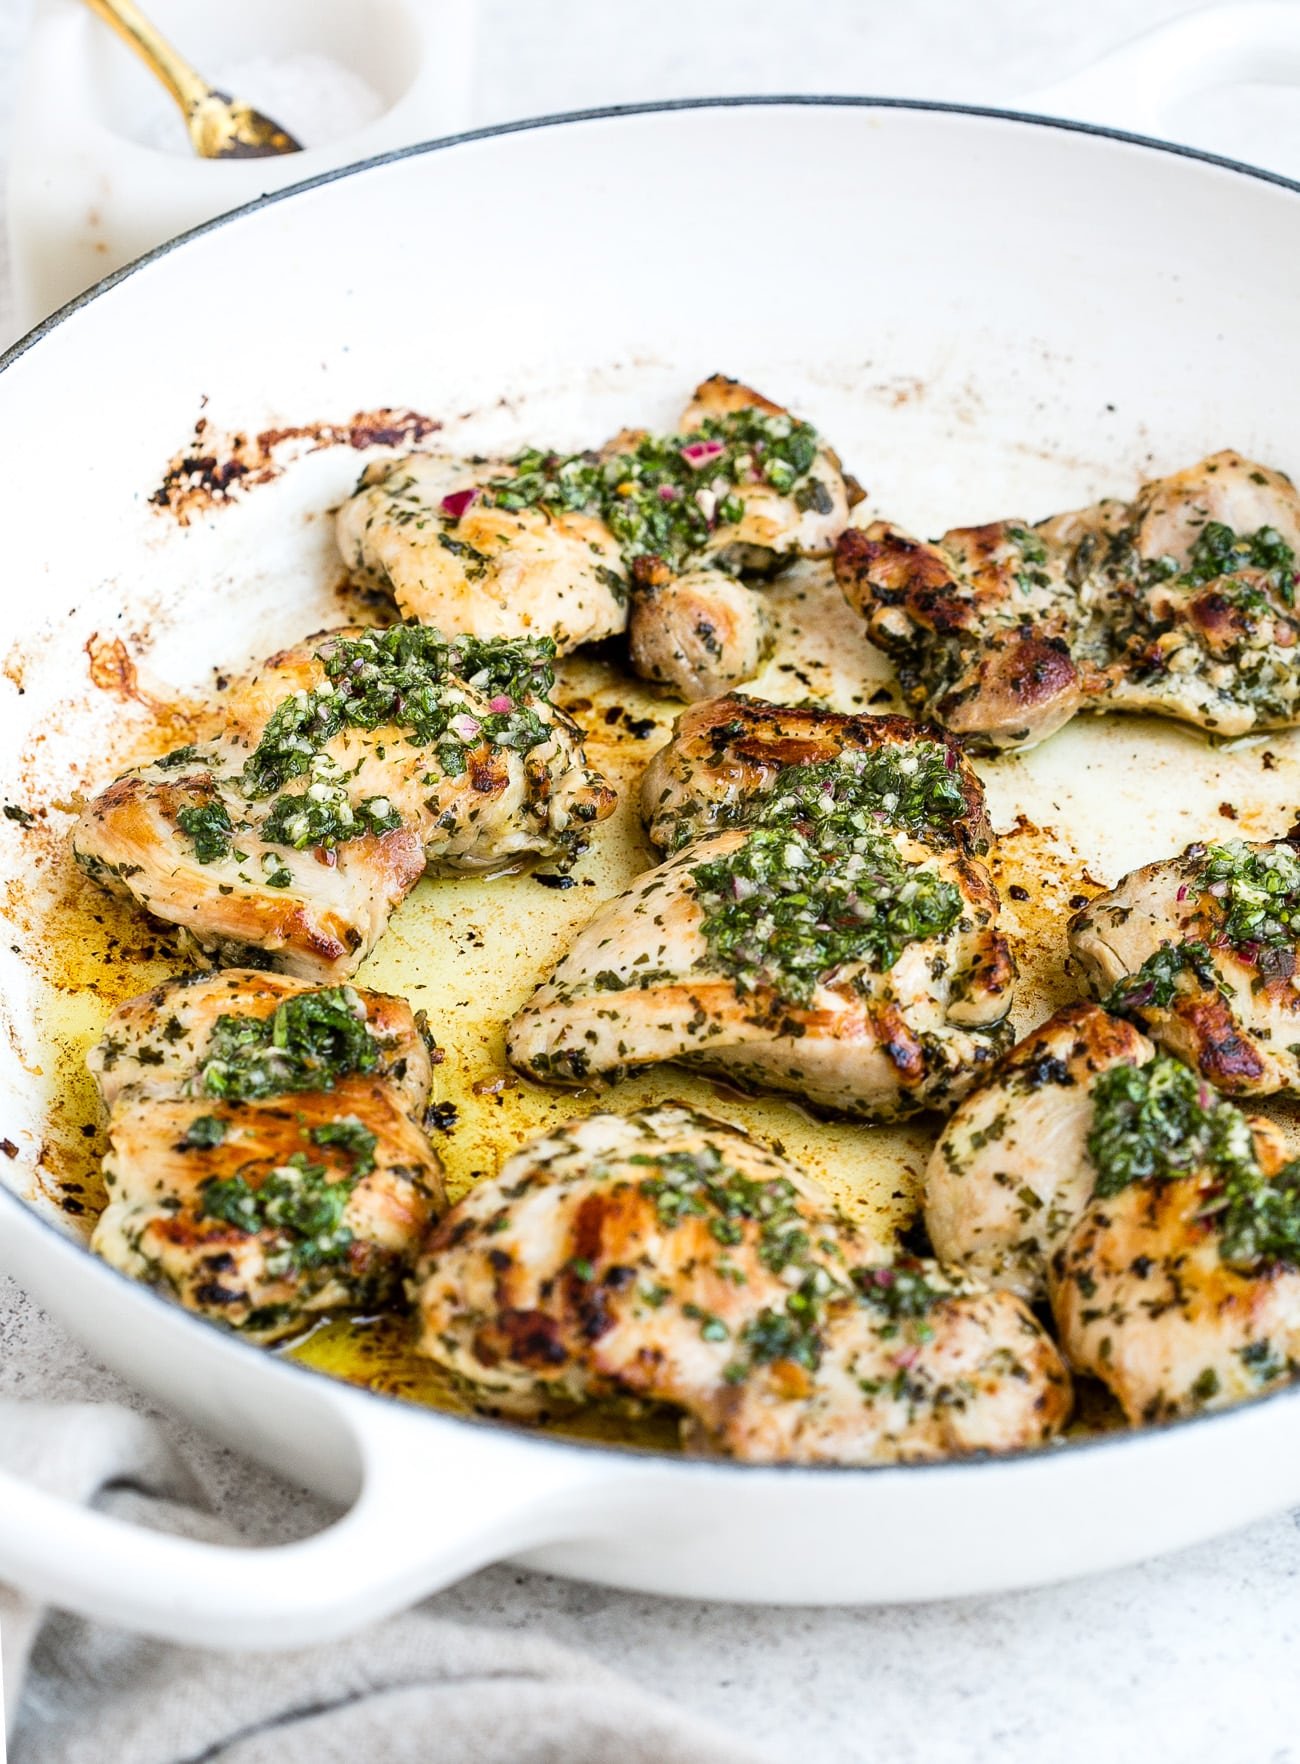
(835, 451), (1300, 751)
(1069, 836), (1300, 1097)
(640, 693), (992, 857)
(89, 969), (445, 1340)
(73, 625), (615, 981)
(628, 569), (772, 701)
(927, 1002), (1300, 1424)
(414, 1103), (1071, 1462)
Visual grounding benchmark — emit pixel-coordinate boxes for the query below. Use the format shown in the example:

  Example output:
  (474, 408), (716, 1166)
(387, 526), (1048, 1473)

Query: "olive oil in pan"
(20, 564), (1300, 1446)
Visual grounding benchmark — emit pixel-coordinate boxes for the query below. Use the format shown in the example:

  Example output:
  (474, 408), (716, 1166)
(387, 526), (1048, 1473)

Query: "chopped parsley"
(1181, 521), (1297, 605)
(692, 825), (962, 1004)
(717, 746), (970, 853)
(308, 1116), (378, 1177)
(199, 987), (381, 1102)
(263, 786), (401, 850)
(1197, 840), (1300, 954)
(200, 1152), (354, 1273)
(1087, 1053), (1300, 1271)
(484, 405), (823, 578)
(184, 1115), (227, 1148)
(1087, 1056), (1256, 1199)
(1105, 938), (1223, 1014)
(176, 799), (234, 865)
(155, 744), (201, 770)
(240, 624), (556, 799)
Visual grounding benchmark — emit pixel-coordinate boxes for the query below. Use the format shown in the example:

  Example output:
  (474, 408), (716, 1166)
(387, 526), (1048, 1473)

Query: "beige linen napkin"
(0, 1400), (766, 1764)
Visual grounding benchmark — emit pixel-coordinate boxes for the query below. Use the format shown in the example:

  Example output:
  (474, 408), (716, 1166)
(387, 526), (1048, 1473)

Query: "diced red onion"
(450, 712), (481, 741)
(680, 439), (726, 469)
(1176, 883), (1189, 901)
(944, 748), (957, 771)
(439, 487), (479, 520)
(658, 484), (681, 502)
(487, 695), (512, 713)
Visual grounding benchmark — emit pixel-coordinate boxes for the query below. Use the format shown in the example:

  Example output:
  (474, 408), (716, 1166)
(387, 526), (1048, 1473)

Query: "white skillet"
(6, 35), (1300, 1645)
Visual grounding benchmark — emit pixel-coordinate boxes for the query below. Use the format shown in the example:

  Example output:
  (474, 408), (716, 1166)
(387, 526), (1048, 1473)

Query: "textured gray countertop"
(3, 2), (1300, 1758)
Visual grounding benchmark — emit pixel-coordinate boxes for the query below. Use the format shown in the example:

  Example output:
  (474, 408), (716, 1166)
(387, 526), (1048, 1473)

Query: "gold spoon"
(83, 0), (302, 159)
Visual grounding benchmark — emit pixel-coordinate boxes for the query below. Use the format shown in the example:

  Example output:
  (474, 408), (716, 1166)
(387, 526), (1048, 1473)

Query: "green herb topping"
(176, 800), (234, 865)
(709, 745), (970, 856)
(692, 826), (962, 1004)
(1182, 521), (1297, 605)
(1087, 1053), (1300, 1270)
(200, 1152), (354, 1273)
(1197, 840), (1300, 955)
(263, 785), (401, 850)
(184, 1115), (227, 1148)
(199, 987), (381, 1102)
(1087, 1056), (1256, 1199)
(241, 624), (556, 800)
(1105, 939), (1224, 1014)
(483, 405), (824, 578)
(308, 1116), (378, 1177)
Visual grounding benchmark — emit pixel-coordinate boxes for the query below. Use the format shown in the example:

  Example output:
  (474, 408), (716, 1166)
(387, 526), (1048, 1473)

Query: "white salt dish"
(5, 0), (477, 333)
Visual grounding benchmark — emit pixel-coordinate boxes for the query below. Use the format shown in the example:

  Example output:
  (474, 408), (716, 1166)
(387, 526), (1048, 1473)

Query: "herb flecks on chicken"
(414, 1103), (1070, 1463)
(73, 622), (616, 982)
(835, 450), (1300, 751)
(1070, 836), (1300, 1098)
(927, 1003), (1300, 1425)
(640, 693), (991, 858)
(88, 970), (446, 1339)
(338, 377), (853, 703)
(509, 695), (1014, 1120)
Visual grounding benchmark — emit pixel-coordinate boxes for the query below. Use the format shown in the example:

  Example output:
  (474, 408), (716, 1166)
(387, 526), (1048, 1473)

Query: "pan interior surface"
(2, 102), (1300, 1460)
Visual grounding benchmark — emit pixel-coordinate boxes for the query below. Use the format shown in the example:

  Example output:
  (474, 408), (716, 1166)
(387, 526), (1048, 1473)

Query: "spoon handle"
(80, 0), (211, 120)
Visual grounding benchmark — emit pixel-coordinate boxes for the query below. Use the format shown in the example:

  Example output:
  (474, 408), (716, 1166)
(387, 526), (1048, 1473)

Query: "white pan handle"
(1022, 2), (1300, 135)
(0, 1398), (611, 1649)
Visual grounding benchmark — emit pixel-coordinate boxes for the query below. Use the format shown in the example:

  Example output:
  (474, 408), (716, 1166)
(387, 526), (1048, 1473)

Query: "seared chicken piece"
(928, 1003), (1300, 1424)
(336, 453), (629, 655)
(640, 693), (992, 857)
(334, 376), (852, 689)
(620, 376), (852, 699)
(627, 569), (772, 702)
(74, 624), (616, 981)
(90, 970), (445, 1339)
(1069, 836), (1300, 1097)
(414, 1103), (1070, 1461)
(835, 451), (1300, 751)
(926, 1003), (1154, 1299)
(677, 375), (852, 573)
(507, 824), (1015, 1120)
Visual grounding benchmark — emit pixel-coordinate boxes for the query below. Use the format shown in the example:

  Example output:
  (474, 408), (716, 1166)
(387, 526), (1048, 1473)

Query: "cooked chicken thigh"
(335, 376), (851, 699)
(835, 451), (1300, 751)
(414, 1103), (1070, 1461)
(627, 569), (772, 702)
(512, 691), (1013, 1117)
(926, 1003), (1155, 1299)
(640, 693), (992, 857)
(90, 970), (445, 1339)
(619, 377), (852, 700)
(1069, 836), (1300, 1097)
(1055, 1102), (1300, 1425)
(507, 826), (1014, 1119)
(677, 375), (852, 574)
(336, 453), (629, 654)
(927, 1003), (1300, 1423)
(74, 624), (615, 981)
